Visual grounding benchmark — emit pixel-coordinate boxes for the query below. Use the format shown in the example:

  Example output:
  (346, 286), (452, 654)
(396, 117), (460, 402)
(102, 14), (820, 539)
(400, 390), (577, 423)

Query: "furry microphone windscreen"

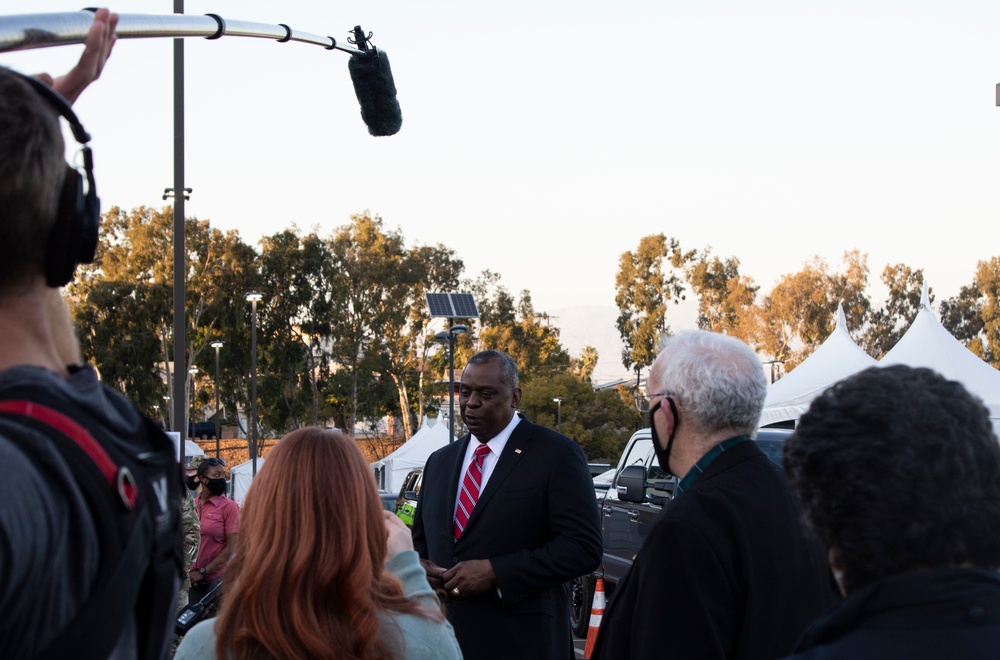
(348, 49), (403, 137)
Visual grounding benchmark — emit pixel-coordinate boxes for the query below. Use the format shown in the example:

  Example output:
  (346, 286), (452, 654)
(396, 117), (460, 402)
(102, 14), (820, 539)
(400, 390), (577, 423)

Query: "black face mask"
(650, 398), (679, 477)
(205, 477), (227, 496)
(185, 475), (199, 491)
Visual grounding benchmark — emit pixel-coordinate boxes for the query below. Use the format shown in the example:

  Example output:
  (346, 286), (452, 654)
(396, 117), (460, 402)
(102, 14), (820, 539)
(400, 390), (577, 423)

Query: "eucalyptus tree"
(614, 234), (688, 384)
(940, 257), (1000, 367)
(682, 248), (758, 343)
(71, 206), (259, 424)
(327, 212), (418, 434)
(476, 292), (570, 383)
(456, 271), (569, 382)
(381, 243), (464, 438)
(519, 371), (639, 461)
(253, 229), (339, 434)
(859, 263), (926, 359)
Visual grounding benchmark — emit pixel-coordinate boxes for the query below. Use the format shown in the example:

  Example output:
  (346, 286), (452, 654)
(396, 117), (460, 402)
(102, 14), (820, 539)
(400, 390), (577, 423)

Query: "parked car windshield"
(754, 428), (794, 466)
(618, 437), (652, 481)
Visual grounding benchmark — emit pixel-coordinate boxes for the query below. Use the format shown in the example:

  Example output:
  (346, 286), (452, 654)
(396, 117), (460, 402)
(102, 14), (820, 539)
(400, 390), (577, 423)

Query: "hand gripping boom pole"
(0, 11), (402, 136)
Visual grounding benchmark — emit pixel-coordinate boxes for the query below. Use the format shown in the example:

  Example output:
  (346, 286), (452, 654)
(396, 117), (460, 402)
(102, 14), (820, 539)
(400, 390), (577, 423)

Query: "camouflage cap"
(187, 455), (209, 473)
(188, 455), (227, 475)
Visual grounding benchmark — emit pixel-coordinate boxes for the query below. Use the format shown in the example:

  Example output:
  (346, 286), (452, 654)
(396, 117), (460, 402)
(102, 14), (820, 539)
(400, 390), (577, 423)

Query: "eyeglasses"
(634, 391), (674, 413)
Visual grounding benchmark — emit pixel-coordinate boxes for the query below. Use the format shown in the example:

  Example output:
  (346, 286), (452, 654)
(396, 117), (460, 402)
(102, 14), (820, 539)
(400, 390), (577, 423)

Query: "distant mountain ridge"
(548, 305), (627, 385)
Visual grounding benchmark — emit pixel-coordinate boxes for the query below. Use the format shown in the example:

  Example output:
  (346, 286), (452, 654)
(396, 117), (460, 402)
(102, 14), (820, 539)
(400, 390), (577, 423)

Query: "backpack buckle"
(116, 467), (138, 511)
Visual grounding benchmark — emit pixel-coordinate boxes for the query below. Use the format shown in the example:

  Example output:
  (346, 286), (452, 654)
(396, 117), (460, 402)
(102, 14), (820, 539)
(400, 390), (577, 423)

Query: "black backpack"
(0, 383), (184, 660)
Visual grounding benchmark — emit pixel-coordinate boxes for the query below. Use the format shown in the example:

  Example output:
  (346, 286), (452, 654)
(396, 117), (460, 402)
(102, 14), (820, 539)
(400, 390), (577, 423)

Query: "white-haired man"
(592, 330), (837, 660)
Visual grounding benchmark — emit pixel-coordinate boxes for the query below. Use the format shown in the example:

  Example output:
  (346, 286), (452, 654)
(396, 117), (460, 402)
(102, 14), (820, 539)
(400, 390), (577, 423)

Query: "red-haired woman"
(175, 428), (461, 660)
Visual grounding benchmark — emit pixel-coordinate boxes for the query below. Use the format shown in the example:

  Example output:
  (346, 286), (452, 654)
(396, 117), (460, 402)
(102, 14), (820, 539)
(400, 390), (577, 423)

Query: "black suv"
(569, 427), (793, 638)
(188, 421), (217, 439)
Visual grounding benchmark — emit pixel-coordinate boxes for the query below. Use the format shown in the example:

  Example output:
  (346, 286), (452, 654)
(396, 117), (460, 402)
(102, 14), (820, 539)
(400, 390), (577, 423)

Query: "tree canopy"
(70, 206), (647, 460)
(70, 208), (1000, 464)
(616, 234), (1000, 375)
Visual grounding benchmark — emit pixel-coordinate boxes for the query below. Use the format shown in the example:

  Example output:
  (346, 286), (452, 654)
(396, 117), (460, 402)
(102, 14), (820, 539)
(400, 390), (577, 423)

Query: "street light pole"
(170, 0), (187, 464)
(211, 340), (224, 459)
(246, 292), (264, 476)
(188, 366), (199, 443)
(435, 323), (468, 443)
(553, 397), (564, 433)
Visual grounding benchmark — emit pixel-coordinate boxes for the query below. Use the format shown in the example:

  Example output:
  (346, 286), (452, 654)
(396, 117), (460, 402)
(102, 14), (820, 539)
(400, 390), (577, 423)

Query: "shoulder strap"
(36, 513), (152, 660)
(0, 392), (154, 660)
(0, 400), (138, 509)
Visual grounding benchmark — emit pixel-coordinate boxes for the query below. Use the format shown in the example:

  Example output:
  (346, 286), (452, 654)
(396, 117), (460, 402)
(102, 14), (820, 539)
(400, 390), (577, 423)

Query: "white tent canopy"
(230, 457), (265, 507)
(879, 284), (1000, 433)
(371, 416), (450, 493)
(759, 304), (878, 428)
(167, 431), (206, 462)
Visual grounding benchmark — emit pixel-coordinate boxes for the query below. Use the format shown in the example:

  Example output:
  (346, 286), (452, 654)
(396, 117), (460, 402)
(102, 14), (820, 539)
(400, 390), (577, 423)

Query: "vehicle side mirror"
(404, 490), (417, 500)
(616, 465), (647, 504)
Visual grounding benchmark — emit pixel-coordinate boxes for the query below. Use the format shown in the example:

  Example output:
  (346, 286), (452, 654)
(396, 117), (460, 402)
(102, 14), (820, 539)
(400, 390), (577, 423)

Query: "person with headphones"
(0, 9), (185, 660)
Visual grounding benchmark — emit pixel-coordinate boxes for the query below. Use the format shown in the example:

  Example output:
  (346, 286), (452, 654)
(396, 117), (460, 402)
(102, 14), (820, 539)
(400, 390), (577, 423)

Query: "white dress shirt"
(453, 413), (522, 507)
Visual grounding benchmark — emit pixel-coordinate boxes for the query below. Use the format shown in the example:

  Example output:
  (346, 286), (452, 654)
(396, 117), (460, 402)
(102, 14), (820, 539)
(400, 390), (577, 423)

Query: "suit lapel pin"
(515, 448), (522, 454)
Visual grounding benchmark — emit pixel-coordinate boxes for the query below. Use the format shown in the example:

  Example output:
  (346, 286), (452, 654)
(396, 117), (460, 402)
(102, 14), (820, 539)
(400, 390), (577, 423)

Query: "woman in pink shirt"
(187, 457), (240, 606)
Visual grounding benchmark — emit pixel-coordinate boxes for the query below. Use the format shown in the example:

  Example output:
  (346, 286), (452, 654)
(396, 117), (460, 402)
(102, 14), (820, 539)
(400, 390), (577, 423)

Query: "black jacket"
(786, 568), (1000, 659)
(593, 440), (837, 660)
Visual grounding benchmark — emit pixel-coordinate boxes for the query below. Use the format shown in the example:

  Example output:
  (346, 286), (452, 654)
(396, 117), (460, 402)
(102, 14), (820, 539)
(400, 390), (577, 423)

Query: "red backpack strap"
(0, 399), (139, 510)
(0, 396), (155, 660)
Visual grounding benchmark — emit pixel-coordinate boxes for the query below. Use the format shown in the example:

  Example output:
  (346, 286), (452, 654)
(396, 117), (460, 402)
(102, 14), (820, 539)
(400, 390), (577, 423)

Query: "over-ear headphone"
(17, 72), (101, 287)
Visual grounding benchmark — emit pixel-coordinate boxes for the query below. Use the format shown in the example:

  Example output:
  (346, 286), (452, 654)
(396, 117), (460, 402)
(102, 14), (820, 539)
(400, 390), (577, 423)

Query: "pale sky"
(5, 1), (1000, 346)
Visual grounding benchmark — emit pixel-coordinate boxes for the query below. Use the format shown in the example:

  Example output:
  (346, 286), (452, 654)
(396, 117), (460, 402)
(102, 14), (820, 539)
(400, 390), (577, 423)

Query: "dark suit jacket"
(592, 440), (838, 660)
(412, 415), (602, 660)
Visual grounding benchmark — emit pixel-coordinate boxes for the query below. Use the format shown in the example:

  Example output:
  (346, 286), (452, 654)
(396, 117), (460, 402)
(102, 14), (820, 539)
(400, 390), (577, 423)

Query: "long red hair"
(214, 427), (437, 659)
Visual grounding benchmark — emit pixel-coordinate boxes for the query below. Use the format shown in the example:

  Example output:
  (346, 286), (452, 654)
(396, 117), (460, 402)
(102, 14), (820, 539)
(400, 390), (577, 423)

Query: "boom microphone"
(0, 12), (404, 137)
(347, 25), (402, 137)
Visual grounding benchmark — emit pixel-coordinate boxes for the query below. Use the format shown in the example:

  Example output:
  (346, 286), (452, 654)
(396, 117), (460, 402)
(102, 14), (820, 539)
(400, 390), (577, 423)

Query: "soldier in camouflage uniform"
(176, 488), (201, 601)
(170, 456), (204, 656)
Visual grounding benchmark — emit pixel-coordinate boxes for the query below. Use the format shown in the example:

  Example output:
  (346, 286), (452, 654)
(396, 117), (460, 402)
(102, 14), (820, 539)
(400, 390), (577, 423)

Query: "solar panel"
(450, 293), (479, 318)
(425, 293), (452, 317)
(425, 292), (480, 318)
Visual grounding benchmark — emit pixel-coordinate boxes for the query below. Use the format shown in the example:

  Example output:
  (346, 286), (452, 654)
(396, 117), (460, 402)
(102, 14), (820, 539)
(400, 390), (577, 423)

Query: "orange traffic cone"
(583, 578), (606, 659)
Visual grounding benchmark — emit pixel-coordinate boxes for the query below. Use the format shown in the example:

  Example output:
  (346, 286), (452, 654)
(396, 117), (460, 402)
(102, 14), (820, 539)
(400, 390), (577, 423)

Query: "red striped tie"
(454, 443), (491, 541)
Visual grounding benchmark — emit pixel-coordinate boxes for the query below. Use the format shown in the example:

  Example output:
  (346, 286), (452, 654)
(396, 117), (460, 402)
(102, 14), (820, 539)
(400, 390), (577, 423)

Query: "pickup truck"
(393, 468), (423, 527)
(569, 427), (793, 638)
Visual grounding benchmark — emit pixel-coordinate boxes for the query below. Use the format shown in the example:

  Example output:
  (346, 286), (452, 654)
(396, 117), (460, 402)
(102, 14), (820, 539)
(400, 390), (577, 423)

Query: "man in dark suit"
(592, 330), (837, 660)
(412, 350), (602, 659)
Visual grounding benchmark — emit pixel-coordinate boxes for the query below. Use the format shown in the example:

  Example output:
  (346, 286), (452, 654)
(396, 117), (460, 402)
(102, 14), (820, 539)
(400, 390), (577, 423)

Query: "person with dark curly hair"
(783, 364), (1000, 659)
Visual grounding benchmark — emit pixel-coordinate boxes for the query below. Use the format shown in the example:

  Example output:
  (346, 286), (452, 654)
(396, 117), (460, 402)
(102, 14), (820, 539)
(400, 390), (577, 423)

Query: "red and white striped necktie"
(454, 443), (491, 541)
